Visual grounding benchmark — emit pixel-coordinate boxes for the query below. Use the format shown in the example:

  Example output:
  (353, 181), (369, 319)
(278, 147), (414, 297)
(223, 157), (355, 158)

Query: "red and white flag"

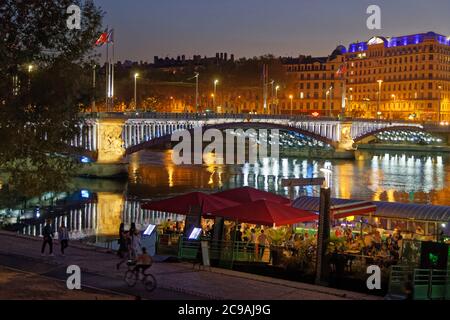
(95, 30), (109, 46)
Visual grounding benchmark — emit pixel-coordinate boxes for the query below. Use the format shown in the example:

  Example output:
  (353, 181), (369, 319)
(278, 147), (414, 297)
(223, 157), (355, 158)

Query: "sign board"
(184, 205), (202, 237)
(200, 240), (210, 267)
(141, 227), (157, 257)
(189, 227), (203, 240)
(282, 177), (325, 187)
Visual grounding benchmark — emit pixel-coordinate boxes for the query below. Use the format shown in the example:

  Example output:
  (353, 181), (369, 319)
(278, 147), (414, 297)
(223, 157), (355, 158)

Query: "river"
(3, 149), (450, 240)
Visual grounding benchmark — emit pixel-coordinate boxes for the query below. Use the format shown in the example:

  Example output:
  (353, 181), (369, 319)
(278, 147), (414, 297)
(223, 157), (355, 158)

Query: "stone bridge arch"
(353, 125), (429, 144)
(124, 121), (337, 156)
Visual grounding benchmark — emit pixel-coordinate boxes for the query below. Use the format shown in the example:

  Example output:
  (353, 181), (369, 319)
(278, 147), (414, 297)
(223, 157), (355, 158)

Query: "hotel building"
(283, 32), (450, 121)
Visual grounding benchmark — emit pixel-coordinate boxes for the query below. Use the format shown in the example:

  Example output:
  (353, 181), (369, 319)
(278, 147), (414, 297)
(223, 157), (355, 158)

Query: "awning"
(293, 197), (376, 219)
(141, 192), (239, 216)
(212, 199), (317, 226)
(293, 196), (450, 222)
(332, 201), (377, 219)
(214, 187), (291, 205)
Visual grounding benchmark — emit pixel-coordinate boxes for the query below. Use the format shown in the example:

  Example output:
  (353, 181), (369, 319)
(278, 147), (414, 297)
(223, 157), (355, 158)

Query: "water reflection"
(7, 149), (450, 239)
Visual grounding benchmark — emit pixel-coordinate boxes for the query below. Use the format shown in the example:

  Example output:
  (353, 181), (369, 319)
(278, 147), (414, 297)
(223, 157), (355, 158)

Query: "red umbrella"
(141, 192), (239, 216)
(212, 199), (317, 226)
(214, 187), (291, 205)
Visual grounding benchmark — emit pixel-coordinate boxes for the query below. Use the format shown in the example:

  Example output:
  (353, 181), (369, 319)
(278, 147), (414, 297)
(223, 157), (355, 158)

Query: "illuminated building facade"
(282, 50), (346, 116)
(284, 32), (450, 121)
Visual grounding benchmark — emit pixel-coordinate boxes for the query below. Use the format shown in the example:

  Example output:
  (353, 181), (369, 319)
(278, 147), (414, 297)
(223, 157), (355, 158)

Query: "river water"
(126, 149), (450, 204)
(5, 149), (450, 240)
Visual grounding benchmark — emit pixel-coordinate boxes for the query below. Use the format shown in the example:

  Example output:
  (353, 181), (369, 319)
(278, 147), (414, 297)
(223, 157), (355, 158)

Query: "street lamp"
(27, 64), (34, 89)
(326, 90), (330, 117)
(134, 73), (139, 111)
(275, 85), (280, 114)
(213, 79), (219, 113)
(328, 86), (333, 117)
(438, 85), (442, 123)
(377, 80), (383, 119)
(289, 94), (294, 116)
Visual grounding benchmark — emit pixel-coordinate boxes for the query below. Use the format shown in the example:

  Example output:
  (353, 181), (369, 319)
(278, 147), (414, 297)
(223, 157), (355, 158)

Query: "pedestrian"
(118, 223), (127, 258)
(58, 223), (70, 256)
(130, 227), (141, 260)
(41, 219), (54, 256)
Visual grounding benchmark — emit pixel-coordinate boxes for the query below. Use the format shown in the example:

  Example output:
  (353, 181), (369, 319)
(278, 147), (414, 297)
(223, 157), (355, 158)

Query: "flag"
(95, 30), (108, 46)
(336, 63), (347, 77)
(106, 29), (114, 44)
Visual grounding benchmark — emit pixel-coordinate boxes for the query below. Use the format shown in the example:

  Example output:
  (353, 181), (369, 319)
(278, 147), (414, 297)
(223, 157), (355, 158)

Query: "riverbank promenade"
(0, 231), (380, 300)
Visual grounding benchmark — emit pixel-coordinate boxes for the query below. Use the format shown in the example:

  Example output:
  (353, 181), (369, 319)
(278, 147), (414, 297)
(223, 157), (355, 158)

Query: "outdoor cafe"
(140, 187), (450, 276)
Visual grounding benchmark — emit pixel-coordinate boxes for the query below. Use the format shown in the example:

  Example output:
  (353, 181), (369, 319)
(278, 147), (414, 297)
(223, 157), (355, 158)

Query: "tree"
(0, 0), (103, 203)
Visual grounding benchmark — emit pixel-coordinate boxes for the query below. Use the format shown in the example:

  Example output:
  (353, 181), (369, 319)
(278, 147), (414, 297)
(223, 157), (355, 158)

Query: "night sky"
(94, 0), (450, 61)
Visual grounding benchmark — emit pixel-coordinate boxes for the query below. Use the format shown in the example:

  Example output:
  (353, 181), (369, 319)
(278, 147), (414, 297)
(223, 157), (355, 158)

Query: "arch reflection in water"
(21, 194), (185, 241)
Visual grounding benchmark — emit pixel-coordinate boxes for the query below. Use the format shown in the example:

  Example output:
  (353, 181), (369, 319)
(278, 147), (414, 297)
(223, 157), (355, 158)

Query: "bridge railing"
(84, 112), (342, 122)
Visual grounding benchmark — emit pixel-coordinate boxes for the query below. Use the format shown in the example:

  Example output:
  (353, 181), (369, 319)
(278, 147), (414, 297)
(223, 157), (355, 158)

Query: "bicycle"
(124, 261), (157, 292)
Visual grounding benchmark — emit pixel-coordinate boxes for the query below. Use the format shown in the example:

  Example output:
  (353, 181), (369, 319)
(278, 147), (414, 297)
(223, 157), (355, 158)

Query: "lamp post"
(92, 64), (96, 112)
(194, 72), (199, 113)
(315, 164), (332, 285)
(328, 86), (333, 117)
(27, 64), (34, 90)
(377, 80), (383, 119)
(134, 73), (139, 111)
(289, 94), (293, 117)
(275, 85), (280, 114)
(438, 85), (442, 123)
(213, 79), (219, 113)
(326, 90), (330, 117)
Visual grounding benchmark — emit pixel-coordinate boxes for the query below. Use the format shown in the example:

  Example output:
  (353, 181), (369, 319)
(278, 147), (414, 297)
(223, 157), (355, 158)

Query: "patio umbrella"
(214, 187), (291, 205)
(212, 199), (318, 226)
(141, 192), (239, 216)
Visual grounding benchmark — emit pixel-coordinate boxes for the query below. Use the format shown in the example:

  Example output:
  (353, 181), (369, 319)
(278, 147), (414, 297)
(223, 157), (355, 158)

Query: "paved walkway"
(0, 231), (380, 300)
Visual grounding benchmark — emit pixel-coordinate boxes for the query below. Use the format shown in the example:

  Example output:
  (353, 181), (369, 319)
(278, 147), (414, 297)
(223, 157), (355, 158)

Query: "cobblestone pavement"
(0, 231), (381, 300)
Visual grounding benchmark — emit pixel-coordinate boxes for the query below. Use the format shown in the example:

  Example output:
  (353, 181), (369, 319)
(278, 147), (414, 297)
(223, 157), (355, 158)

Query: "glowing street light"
(289, 94), (294, 116)
(134, 73), (139, 111)
(438, 85), (443, 123)
(213, 79), (219, 113)
(320, 162), (332, 189)
(377, 80), (383, 119)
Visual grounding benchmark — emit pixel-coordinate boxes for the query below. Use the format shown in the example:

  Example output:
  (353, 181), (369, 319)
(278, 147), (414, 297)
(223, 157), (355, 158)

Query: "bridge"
(71, 113), (448, 164)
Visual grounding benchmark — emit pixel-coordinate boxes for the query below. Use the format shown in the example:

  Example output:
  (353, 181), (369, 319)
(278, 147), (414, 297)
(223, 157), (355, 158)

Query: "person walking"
(131, 228), (142, 260)
(41, 219), (54, 256)
(118, 223), (127, 258)
(58, 223), (70, 256)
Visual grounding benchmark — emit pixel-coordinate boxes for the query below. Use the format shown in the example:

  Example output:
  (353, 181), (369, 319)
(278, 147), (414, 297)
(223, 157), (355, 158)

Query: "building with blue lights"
(283, 32), (450, 121)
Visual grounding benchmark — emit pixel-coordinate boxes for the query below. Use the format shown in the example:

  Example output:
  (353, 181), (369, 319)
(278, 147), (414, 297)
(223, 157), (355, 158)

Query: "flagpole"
(112, 30), (115, 112)
(105, 27), (109, 112)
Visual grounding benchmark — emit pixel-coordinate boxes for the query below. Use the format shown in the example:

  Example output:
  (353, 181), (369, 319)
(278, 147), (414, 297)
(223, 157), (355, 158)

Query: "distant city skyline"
(95, 0), (450, 61)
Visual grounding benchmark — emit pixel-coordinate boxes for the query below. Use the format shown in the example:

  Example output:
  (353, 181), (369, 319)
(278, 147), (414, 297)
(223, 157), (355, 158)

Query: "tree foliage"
(0, 0), (103, 202)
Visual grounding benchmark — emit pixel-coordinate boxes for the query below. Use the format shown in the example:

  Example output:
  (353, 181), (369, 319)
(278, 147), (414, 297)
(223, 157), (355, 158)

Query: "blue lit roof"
(348, 32), (450, 53)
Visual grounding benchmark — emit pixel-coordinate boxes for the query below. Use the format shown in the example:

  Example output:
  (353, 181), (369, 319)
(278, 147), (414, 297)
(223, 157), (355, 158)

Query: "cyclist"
(135, 247), (153, 276)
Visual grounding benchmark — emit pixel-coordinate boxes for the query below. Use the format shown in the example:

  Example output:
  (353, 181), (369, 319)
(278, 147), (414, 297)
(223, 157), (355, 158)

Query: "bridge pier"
(96, 118), (126, 164)
(76, 118), (128, 178)
(334, 121), (356, 159)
